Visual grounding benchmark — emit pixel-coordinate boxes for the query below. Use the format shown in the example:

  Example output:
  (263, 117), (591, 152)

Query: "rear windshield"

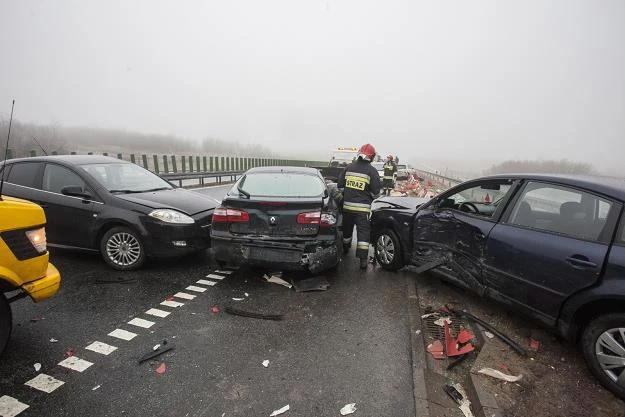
(235, 172), (325, 198)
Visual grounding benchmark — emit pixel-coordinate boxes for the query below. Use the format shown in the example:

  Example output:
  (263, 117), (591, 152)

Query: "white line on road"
(58, 356), (93, 373)
(85, 341), (118, 355)
(160, 300), (184, 308)
(0, 395), (29, 417)
(24, 374), (65, 393)
(108, 328), (137, 341)
(214, 270), (233, 275)
(205, 274), (225, 280)
(128, 318), (155, 329)
(186, 285), (207, 293)
(146, 308), (171, 318)
(197, 279), (217, 286)
(173, 292), (196, 300)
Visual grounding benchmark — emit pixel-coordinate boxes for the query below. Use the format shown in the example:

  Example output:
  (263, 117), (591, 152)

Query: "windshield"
(233, 172), (325, 198)
(80, 163), (173, 193)
(371, 162), (385, 171)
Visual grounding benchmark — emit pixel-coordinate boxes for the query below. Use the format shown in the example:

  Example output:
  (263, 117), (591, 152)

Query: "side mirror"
(61, 185), (92, 200)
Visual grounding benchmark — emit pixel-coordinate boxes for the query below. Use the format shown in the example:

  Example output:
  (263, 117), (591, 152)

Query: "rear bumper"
(21, 262), (61, 303)
(212, 236), (340, 273)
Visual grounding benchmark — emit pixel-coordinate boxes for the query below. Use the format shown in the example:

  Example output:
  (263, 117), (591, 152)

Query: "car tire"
(373, 228), (403, 271)
(581, 313), (625, 400)
(0, 294), (12, 356)
(100, 226), (146, 271)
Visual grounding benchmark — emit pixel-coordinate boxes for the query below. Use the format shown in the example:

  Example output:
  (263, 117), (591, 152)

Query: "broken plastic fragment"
(434, 317), (452, 327)
(232, 298), (245, 301)
(153, 344), (161, 351)
(263, 274), (292, 289)
(92, 385), (101, 391)
(34, 363), (41, 372)
(65, 349), (74, 357)
(269, 404), (289, 416)
(457, 328), (475, 344)
(166, 295), (174, 301)
(477, 367), (523, 382)
(155, 363), (167, 374)
(420, 312), (439, 319)
(245, 293), (249, 297)
(340, 403), (357, 415)
(212, 306), (220, 313)
(50, 338), (58, 343)
(262, 360), (269, 368)
(529, 338), (540, 351)
(484, 331), (494, 339)
(426, 340), (445, 359)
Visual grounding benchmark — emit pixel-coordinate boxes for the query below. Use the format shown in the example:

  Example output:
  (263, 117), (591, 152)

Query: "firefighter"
(382, 154), (397, 196)
(337, 143), (382, 270)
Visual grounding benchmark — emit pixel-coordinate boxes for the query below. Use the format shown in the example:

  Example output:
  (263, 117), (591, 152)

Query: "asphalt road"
(0, 186), (418, 417)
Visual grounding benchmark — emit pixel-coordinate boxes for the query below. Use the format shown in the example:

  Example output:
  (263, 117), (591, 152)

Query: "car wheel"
(374, 228), (403, 271)
(581, 313), (625, 400)
(0, 294), (12, 356)
(100, 226), (146, 271)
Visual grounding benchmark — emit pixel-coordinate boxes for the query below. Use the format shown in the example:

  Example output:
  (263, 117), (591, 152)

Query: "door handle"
(566, 256), (597, 268)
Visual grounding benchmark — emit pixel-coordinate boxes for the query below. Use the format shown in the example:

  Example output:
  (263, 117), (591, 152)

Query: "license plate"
(246, 246), (301, 262)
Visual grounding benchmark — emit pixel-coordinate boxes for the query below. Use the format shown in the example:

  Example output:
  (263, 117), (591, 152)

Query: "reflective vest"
(338, 159), (382, 213)
(383, 161), (397, 180)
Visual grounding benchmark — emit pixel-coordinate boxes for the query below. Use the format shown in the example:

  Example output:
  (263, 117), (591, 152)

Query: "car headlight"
(26, 227), (47, 253)
(149, 209), (195, 224)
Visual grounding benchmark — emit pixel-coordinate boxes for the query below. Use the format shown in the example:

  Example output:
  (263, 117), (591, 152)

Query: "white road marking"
(128, 318), (155, 329)
(160, 300), (184, 308)
(173, 292), (196, 300)
(85, 341), (118, 355)
(108, 328), (137, 341)
(0, 395), (29, 417)
(214, 270), (233, 275)
(24, 374), (65, 393)
(197, 279), (217, 286)
(146, 308), (171, 318)
(186, 285), (207, 293)
(205, 274), (225, 280)
(58, 356), (93, 373)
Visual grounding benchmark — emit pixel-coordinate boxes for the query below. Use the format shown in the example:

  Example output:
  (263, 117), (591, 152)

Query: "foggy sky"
(1, 0), (624, 175)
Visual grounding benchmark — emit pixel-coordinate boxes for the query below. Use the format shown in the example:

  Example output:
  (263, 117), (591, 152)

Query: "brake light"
(212, 207), (250, 223)
(297, 211), (321, 224)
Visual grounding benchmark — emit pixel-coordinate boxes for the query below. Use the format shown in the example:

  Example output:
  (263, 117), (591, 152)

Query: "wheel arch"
(564, 298), (625, 343)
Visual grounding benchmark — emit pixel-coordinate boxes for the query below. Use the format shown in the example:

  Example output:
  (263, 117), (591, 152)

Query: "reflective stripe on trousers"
(342, 211), (371, 259)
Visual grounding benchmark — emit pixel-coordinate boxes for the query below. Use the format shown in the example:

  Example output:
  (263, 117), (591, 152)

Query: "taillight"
(297, 211), (321, 224)
(212, 207), (250, 223)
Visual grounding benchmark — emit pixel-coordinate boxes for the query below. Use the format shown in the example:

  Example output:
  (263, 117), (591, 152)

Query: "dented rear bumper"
(211, 236), (340, 273)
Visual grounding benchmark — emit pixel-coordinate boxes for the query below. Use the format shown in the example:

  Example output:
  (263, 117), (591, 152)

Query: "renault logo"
(269, 216), (277, 225)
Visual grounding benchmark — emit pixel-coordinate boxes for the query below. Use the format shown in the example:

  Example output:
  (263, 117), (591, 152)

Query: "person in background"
(382, 154), (398, 196)
(337, 143), (381, 270)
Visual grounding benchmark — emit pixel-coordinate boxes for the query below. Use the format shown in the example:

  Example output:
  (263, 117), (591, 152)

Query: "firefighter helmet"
(357, 143), (376, 162)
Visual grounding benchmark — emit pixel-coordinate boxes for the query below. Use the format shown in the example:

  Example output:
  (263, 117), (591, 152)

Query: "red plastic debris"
(211, 306), (220, 314)
(30, 316), (42, 322)
(426, 340), (445, 359)
(166, 295), (174, 301)
(499, 363), (510, 373)
(444, 321), (475, 357)
(439, 305), (451, 314)
(457, 328), (475, 344)
(155, 362), (167, 374)
(65, 349), (74, 357)
(529, 339), (540, 351)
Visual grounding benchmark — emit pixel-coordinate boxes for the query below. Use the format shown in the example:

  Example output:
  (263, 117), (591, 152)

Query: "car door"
(39, 163), (101, 248)
(484, 180), (621, 325)
(2, 161), (45, 203)
(412, 178), (517, 293)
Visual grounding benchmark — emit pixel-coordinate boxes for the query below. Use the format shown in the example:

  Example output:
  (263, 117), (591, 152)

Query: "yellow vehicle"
(0, 195), (61, 354)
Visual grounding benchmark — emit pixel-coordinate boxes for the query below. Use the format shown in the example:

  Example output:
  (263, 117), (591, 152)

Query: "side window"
(6, 162), (43, 188)
(439, 180), (514, 218)
(507, 181), (614, 241)
(618, 215), (625, 245)
(42, 164), (86, 194)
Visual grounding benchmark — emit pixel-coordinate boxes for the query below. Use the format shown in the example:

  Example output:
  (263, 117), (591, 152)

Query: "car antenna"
(32, 136), (48, 156)
(0, 99), (16, 201)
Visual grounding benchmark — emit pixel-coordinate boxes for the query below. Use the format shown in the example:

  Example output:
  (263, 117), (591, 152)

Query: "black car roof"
(3, 155), (129, 165)
(246, 166), (320, 175)
(478, 173), (625, 201)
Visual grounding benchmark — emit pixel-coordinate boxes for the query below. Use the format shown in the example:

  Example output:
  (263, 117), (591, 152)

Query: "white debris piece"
(420, 312), (439, 319)
(340, 403), (357, 415)
(214, 270), (233, 275)
(263, 274), (292, 289)
(415, 330), (421, 335)
(433, 317), (452, 327)
(245, 293), (249, 297)
(153, 344), (161, 351)
(262, 360), (270, 368)
(34, 363), (41, 372)
(453, 383), (475, 417)
(478, 368), (523, 382)
(232, 298), (245, 301)
(269, 404), (290, 416)
(484, 331), (494, 339)
(92, 385), (101, 391)
(49, 338), (58, 343)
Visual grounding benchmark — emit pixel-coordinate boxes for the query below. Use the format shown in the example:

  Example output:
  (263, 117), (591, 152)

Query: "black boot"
(359, 258), (368, 270)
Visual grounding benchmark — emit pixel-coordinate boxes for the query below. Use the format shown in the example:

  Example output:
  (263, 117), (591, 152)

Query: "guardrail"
(412, 169), (463, 188)
(161, 170), (245, 187)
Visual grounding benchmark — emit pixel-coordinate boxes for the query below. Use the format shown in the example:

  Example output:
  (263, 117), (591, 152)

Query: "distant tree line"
(485, 159), (596, 175)
(0, 118), (273, 158)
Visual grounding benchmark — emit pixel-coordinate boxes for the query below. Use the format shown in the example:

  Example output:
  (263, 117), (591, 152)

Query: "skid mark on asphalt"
(0, 268), (234, 415)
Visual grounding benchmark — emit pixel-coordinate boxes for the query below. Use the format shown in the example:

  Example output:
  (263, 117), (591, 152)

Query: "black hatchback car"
(211, 166), (342, 274)
(0, 155), (219, 270)
(371, 174), (625, 399)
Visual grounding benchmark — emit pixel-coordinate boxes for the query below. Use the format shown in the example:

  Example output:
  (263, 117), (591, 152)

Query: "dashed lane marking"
(58, 356), (93, 373)
(173, 292), (196, 300)
(146, 308), (171, 318)
(186, 285), (207, 293)
(205, 274), (225, 280)
(108, 328), (137, 341)
(24, 374), (65, 393)
(160, 300), (184, 308)
(85, 341), (118, 356)
(0, 395), (29, 417)
(127, 318), (155, 329)
(197, 279), (217, 286)
(214, 270), (233, 275)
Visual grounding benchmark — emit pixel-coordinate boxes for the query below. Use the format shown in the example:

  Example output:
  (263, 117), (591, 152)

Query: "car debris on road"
(339, 403), (357, 415)
(269, 404), (289, 416)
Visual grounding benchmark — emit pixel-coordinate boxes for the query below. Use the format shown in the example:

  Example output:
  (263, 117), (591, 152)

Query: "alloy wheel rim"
(106, 232), (141, 266)
(595, 327), (625, 387)
(376, 234), (395, 265)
